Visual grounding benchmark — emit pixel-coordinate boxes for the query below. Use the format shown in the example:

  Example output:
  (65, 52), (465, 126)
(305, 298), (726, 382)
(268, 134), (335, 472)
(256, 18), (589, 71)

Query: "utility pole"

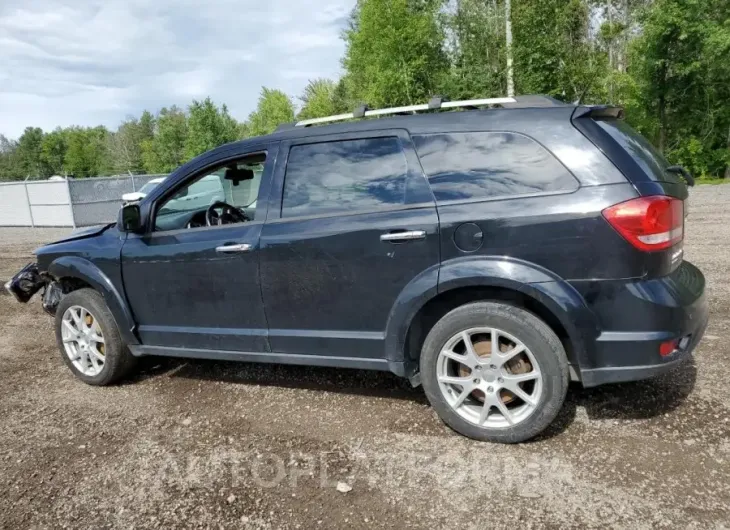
(505, 0), (515, 97)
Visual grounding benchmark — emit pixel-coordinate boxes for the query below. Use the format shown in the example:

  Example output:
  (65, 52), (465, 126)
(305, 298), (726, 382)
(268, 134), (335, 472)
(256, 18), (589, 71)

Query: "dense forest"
(0, 0), (727, 181)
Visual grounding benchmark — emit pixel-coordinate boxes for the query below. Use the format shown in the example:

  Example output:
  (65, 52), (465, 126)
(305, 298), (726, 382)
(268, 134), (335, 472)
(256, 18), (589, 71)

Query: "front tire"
(55, 288), (137, 385)
(420, 301), (569, 443)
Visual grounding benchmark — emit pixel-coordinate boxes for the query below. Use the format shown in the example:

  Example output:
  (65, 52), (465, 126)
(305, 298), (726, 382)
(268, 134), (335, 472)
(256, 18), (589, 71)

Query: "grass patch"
(695, 177), (730, 185)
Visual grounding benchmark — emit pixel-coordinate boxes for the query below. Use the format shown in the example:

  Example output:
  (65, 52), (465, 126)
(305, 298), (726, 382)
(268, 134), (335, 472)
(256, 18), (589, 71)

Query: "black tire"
(54, 288), (137, 385)
(420, 301), (569, 443)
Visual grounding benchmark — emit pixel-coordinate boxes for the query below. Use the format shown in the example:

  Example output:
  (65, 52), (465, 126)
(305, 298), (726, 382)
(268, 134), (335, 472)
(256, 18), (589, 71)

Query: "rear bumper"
(573, 260), (708, 387)
(580, 313), (707, 386)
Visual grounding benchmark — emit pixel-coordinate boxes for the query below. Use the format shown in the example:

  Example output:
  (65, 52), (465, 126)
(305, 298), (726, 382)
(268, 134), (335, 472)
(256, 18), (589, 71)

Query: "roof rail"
(295, 96), (517, 127)
(274, 122), (297, 132)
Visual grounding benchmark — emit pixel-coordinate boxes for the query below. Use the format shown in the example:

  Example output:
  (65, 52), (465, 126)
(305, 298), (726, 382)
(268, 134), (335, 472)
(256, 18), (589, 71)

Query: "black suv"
(6, 96), (708, 443)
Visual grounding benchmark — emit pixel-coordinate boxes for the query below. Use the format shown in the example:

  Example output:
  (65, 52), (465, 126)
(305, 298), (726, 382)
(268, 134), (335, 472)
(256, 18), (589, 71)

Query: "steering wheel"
(205, 201), (249, 226)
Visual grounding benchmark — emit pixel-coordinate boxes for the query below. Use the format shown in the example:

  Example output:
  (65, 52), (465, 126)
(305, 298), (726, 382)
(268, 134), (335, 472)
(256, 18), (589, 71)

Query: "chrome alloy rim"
(61, 305), (105, 377)
(436, 327), (543, 428)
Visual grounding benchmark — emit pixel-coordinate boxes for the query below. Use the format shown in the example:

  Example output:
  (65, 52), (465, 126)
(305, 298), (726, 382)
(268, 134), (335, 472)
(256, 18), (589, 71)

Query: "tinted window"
(595, 119), (682, 184)
(413, 132), (578, 202)
(282, 137), (407, 218)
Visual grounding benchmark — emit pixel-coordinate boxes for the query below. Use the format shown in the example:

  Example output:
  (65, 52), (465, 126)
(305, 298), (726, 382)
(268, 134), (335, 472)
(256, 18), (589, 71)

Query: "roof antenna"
(573, 86), (589, 106)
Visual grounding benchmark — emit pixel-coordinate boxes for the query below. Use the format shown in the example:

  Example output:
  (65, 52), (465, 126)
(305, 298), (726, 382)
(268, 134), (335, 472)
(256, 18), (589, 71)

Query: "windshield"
(595, 119), (683, 184)
(139, 180), (161, 194)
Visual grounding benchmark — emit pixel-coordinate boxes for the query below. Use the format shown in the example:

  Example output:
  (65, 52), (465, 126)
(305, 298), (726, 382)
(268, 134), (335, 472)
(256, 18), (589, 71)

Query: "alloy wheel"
(61, 305), (106, 377)
(436, 327), (543, 428)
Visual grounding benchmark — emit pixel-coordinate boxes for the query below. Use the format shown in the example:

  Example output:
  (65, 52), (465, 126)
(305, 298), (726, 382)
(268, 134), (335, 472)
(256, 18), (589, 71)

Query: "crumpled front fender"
(48, 256), (139, 345)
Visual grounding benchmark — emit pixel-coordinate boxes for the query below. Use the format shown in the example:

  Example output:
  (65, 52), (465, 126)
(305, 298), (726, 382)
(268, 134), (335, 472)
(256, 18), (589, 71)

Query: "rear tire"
(54, 288), (137, 385)
(420, 301), (568, 443)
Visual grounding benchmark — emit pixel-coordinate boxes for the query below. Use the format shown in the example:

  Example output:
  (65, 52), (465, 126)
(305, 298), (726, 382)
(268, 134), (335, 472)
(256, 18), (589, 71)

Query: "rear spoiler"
(572, 106), (625, 120)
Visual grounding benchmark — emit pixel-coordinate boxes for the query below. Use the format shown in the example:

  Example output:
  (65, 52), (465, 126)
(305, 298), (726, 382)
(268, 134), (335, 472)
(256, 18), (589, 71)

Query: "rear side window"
(413, 132), (578, 202)
(594, 119), (682, 184)
(282, 137), (407, 218)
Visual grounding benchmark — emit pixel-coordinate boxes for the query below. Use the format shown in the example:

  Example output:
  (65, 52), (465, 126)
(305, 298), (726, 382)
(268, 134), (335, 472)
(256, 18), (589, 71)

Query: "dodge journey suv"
(6, 95), (708, 443)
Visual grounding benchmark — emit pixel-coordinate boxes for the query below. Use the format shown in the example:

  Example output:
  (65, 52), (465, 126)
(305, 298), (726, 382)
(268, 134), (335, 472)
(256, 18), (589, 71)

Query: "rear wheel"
(55, 288), (136, 385)
(420, 301), (568, 443)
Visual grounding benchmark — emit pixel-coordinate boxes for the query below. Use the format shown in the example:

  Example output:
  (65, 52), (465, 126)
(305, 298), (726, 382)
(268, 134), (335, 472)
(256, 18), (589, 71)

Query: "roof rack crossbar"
(295, 97), (517, 127)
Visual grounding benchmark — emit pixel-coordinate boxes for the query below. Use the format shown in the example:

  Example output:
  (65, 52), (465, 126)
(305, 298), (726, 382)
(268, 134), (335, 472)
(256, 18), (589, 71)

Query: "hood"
(38, 223), (114, 248)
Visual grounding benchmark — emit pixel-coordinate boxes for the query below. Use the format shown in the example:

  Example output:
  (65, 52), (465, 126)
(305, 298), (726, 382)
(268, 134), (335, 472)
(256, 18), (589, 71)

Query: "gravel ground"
(1, 185), (729, 529)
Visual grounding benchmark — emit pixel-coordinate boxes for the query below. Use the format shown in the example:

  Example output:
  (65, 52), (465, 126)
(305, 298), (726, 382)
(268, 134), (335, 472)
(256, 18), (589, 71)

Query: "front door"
(121, 147), (276, 353)
(259, 131), (440, 359)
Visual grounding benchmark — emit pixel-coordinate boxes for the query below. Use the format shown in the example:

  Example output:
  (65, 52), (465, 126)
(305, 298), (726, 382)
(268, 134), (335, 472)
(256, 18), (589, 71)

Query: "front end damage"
(5, 263), (44, 303)
(5, 263), (65, 315)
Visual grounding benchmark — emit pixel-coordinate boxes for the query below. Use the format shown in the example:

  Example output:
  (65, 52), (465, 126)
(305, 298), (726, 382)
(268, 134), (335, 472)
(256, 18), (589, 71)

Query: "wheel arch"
(384, 257), (598, 380)
(48, 256), (139, 345)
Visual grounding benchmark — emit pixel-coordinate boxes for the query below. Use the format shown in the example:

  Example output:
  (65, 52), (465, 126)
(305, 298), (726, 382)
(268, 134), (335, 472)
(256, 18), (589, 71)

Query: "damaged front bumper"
(5, 262), (63, 315)
(4, 263), (45, 303)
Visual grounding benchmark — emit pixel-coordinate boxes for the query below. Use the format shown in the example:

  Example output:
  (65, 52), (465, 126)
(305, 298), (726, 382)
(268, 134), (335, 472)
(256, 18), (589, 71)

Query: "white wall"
(0, 183), (33, 226)
(0, 175), (166, 227)
(0, 181), (74, 227)
(25, 181), (74, 226)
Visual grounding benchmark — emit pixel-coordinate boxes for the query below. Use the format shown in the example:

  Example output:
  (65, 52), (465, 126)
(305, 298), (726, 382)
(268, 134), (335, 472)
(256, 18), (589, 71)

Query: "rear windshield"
(595, 119), (683, 184)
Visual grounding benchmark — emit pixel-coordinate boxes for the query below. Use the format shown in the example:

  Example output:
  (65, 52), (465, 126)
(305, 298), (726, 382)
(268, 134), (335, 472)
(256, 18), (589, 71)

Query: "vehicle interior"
(154, 153), (265, 232)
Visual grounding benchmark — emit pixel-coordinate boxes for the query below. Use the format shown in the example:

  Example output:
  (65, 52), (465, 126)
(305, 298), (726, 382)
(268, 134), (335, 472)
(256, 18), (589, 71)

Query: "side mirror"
(119, 204), (143, 233)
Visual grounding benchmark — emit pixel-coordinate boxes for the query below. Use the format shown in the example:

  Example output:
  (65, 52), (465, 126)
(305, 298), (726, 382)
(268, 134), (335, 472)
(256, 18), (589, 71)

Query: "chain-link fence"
(68, 174), (164, 227)
(0, 174), (167, 227)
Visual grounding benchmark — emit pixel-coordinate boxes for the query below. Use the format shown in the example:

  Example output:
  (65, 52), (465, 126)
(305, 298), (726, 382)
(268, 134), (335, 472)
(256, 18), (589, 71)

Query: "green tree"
(238, 121), (252, 140)
(184, 97), (239, 159)
(512, 0), (606, 103)
(40, 128), (68, 176)
(109, 111), (155, 175)
(141, 106), (189, 173)
(441, 0), (508, 100)
(0, 135), (22, 181)
(247, 88), (295, 137)
(16, 127), (51, 179)
(628, 0), (730, 177)
(331, 78), (357, 114)
(342, 0), (448, 107)
(64, 126), (111, 178)
(297, 79), (346, 120)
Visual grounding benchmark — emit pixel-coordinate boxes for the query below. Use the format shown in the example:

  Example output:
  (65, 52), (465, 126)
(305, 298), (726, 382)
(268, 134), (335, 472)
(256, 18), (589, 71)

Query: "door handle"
(380, 230), (426, 242)
(215, 243), (252, 253)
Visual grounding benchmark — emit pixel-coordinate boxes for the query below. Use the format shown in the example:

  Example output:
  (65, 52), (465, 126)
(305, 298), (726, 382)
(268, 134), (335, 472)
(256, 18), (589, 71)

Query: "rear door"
(259, 130), (439, 360)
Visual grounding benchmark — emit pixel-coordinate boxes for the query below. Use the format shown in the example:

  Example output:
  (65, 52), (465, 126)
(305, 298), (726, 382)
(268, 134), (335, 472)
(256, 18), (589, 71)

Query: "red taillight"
(602, 196), (684, 252)
(659, 339), (679, 357)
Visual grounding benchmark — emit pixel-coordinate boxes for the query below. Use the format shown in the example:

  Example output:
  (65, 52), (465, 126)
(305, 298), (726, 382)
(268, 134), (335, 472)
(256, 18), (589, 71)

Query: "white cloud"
(0, 0), (354, 138)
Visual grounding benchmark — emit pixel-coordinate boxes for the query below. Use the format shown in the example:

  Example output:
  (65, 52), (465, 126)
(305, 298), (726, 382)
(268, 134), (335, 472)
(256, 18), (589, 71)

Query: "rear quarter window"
(413, 132), (578, 202)
(594, 119), (683, 184)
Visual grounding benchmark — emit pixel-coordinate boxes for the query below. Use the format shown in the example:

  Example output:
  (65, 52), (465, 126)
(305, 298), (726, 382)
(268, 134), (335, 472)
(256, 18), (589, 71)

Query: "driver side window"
(154, 152), (266, 231)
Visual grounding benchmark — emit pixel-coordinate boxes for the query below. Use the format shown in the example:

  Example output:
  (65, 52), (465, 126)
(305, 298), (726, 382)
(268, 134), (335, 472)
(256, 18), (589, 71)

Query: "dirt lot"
(1, 185), (729, 529)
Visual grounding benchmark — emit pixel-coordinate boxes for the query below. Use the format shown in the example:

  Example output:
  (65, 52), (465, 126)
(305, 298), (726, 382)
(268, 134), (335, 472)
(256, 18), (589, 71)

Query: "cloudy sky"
(0, 0), (355, 139)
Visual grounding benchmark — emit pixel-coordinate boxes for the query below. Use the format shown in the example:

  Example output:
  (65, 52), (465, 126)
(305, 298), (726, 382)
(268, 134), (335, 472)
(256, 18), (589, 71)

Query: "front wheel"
(54, 288), (137, 385)
(420, 301), (569, 443)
